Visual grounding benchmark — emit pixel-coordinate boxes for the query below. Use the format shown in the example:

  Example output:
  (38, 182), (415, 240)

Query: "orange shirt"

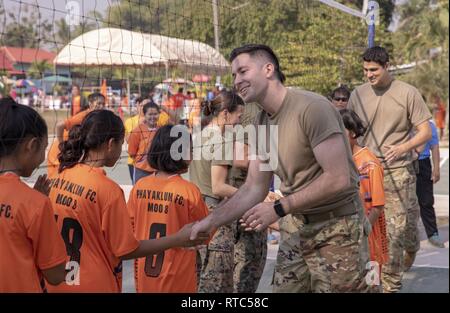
(128, 124), (158, 173)
(127, 175), (209, 292)
(47, 164), (139, 292)
(353, 147), (388, 266)
(47, 110), (91, 178)
(0, 173), (66, 292)
(72, 95), (81, 116)
(434, 100), (446, 129)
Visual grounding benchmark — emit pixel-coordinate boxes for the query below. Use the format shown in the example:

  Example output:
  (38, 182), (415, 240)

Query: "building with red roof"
(0, 46), (69, 79)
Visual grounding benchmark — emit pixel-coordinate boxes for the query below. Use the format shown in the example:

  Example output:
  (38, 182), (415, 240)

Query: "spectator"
(330, 85), (351, 110)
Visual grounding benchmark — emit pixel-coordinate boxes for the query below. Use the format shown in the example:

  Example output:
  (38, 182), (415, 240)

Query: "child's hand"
(33, 174), (51, 196)
(176, 222), (210, 247)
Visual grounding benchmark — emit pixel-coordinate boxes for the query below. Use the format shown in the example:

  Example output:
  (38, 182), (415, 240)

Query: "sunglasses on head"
(333, 97), (348, 102)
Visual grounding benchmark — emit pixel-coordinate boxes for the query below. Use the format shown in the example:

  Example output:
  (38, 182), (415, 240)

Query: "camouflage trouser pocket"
(208, 224), (235, 252)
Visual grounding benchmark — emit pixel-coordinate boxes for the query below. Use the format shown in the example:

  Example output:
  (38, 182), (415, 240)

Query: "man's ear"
(384, 62), (390, 70)
(265, 63), (275, 79)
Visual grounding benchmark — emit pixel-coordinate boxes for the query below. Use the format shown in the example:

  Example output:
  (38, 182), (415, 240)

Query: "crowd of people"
(0, 44), (447, 294)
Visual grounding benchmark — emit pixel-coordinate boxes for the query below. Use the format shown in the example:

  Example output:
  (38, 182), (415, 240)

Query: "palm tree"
(28, 60), (52, 79)
(394, 0), (448, 96)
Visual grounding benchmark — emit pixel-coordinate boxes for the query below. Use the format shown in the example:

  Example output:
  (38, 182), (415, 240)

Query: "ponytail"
(58, 110), (124, 172)
(58, 125), (84, 172)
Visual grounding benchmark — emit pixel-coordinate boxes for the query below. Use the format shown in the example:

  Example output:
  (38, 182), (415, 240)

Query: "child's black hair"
(142, 101), (160, 115)
(339, 109), (367, 139)
(87, 92), (105, 105)
(147, 125), (190, 174)
(58, 110), (124, 172)
(0, 97), (47, 158)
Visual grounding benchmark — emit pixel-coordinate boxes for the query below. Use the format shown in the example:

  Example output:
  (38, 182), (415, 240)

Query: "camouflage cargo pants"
(233, 221), (267, 293)
(381, 164), (420, 293)
(197, 197), (235, 293)
(273, 207), (376, 293)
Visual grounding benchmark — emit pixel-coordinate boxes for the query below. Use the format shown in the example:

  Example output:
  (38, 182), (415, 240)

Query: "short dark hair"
(362, 46), (390, 66)
(135, 96), (144, 105)
(331, 85), (351, 100)
(229, 44), (286, 83)
(147, 125), (190, 174)
(340, 109), (367, 139)
(142, 101), (159, 115)
(0, 97), (47, 158)
(87, 92), (105, 104)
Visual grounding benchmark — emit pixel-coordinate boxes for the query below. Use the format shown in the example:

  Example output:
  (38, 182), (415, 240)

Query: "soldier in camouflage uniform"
(191, 44), (374, 293)
(190, 90), (245, 293)
(348, 46), (431, 292)
(197, 197), (235, 293)
(230, 102), (268, 293)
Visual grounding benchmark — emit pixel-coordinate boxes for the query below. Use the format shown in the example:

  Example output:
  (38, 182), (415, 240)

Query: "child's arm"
(120, 223), (209, 260)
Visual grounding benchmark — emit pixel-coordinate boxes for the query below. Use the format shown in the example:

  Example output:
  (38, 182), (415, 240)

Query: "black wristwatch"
(274, 199), (286, 217)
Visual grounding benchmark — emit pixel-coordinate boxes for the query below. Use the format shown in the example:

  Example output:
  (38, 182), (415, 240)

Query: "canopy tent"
(53, 28), (230, 75)
(41, 75), (72, 83)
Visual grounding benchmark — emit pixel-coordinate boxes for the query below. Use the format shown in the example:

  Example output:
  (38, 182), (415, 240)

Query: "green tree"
(55, 10), (103, 48)
(0, 4), (51, 48)
(394, 0), (449, 101)
(28, 60), (52, 79)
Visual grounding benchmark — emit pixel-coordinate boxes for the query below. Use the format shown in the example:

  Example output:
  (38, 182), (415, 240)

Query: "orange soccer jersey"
(47, 109), (91, 178)
(47, 164), (139, 292)
(0, 173), (66, 292)
(353, 147), (389, 266)
(127, 124), (158, 173)
(127, 175), (209, 292)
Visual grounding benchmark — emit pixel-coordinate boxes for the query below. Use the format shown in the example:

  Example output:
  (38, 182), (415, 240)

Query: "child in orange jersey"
(0, 97), (67, 292)
(47, 110), (208, 292)
(128, 102), (160, 184)
(340, 109), (389, 268)
(127, 125), (209, 292)
(47, 93), (106, 178)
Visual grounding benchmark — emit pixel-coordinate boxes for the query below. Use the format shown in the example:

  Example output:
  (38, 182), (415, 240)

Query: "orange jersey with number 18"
(127, 175), (209, 293)
(47, 164), (139, 292)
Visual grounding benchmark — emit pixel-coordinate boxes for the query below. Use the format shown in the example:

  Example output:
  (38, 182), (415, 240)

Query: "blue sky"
(2, 0), (112, 23)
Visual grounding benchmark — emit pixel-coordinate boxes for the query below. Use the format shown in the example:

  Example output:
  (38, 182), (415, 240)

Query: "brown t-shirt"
(190, 125), (233, 198)
(228, 102), (262, 188)
(347, 79), (431, 169)
(255, 88), (360, 215)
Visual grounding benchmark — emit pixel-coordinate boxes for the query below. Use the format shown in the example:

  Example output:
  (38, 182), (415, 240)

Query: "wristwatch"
(273, 199), (286, 218)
